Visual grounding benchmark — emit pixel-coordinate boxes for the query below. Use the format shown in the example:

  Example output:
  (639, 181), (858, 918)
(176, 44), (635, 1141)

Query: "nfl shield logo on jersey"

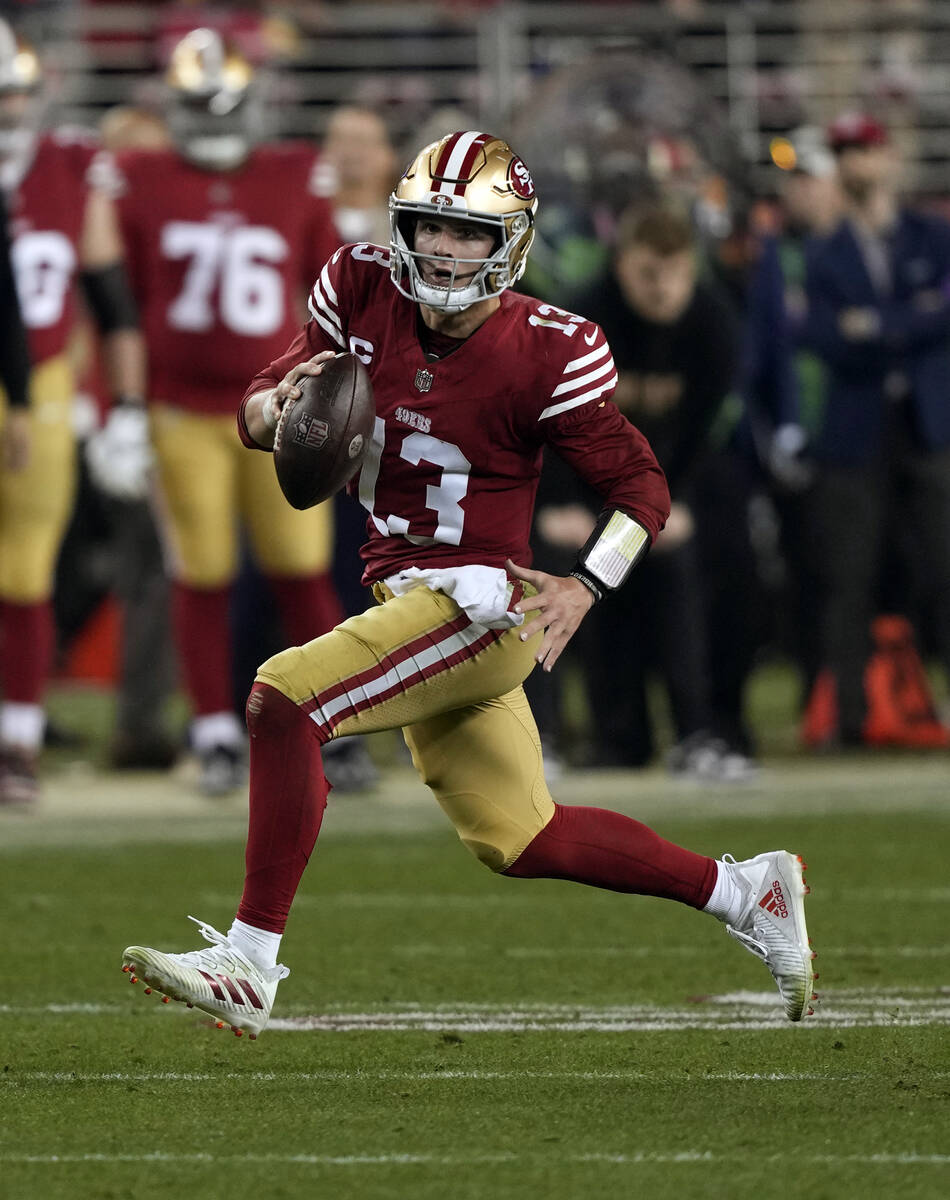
(414, 367), (434, 393)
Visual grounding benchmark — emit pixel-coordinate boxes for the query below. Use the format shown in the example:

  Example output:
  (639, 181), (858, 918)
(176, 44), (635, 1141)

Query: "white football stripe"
(308, 306), (347, 348)
(551, 356), (616, 398)
(436, 130), (483, 195)
(319, 262), (339, 305)
(564, 340), (610, 374)
(311, 621), (492, 728)
(309, 280), (344, 336)
(539, 375), (617, 420)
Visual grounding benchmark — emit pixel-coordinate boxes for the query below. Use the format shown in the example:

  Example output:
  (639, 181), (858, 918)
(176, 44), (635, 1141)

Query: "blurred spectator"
(764, 125), (843, 704)
(111, 28), (375, 794)
(0, 18), (149, 805)
(319, 104), (397, 247)
(534, 205), (751, 779)
(802, 112), (950, 745)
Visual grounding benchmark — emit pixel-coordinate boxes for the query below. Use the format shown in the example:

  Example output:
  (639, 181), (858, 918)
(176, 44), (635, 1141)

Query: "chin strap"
(571, 509), (651, 600)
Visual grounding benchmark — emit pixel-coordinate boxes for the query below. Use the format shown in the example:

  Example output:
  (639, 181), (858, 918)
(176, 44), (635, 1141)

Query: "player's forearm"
(100, 328), (146, 405)
(241, 390), (279, 450)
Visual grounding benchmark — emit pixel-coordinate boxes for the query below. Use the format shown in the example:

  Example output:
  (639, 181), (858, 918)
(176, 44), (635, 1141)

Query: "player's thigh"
(403, 685), (555, 871)
(239, 447), (334, 576)
(0, 357), (77, 602)
(256, 582), (541, 740)
(150, 405), (239, 587)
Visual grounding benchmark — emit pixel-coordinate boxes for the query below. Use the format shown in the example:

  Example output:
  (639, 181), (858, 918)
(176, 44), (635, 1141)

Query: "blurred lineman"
(0, 19), (148, 805)
(123, 130), (816, 1036)
(802, 113), (950, 745)
(111, 29), (359, 794)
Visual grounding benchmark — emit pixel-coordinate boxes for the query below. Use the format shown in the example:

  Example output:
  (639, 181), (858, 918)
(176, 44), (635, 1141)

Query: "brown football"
(273, 353), (375, 510)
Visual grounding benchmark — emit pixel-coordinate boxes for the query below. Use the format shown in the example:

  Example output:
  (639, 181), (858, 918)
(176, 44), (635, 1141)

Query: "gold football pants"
(150, 404), (334, 587)
(0, 356), (77, 603)
(256, 582), (555, 870)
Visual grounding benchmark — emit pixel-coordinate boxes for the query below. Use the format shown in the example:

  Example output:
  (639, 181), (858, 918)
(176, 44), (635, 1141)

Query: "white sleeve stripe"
(320, 262), (338, 306)
(563, 340), (610, 374)
(550, 356), (615, 398)
(308, 303), (347, 348)
(539, 374), (618, 420)
(309, 282), (344, 337)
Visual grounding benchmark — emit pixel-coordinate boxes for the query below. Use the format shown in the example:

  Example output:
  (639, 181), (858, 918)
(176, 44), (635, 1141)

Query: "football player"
(0, 19), (149, 805)
(123, 131), (816, 1034)
(111, 28), (372, 794)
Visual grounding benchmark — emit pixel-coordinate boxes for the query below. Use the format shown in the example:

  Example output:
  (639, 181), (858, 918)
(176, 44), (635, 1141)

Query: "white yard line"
(8, 1069), (924, 1085)
(2, 1151), (948, 1167)
(2, 990), (949, 1031)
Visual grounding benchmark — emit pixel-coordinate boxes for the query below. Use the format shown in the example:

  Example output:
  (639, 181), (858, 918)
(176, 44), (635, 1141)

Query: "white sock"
(192, 711), (244, 754)
(703, 859), (747, 926)
(228, 918), (281, 971)
(0, 702), (45, 753)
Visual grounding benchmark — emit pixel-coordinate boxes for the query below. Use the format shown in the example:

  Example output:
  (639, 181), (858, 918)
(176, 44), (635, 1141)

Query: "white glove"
(85, 404), (154, 501)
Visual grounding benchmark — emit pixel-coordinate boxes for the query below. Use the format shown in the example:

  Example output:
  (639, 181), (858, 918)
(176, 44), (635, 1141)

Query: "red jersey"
(115, 143), (340, 413)
(6, 131), (99, 366)
(243, 243), (670, 584)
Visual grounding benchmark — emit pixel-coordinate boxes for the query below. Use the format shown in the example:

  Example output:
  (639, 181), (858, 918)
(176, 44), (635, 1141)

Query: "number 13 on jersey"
(358, 417), (472, 546)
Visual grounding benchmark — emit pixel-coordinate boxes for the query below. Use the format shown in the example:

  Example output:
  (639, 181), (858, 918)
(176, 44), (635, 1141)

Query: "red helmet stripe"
(432, 130), (492, 196)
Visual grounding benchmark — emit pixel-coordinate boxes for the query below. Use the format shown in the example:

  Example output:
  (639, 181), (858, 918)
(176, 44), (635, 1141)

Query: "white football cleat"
(122, 917), (288, 1039)
(722, 850), (817, 1021)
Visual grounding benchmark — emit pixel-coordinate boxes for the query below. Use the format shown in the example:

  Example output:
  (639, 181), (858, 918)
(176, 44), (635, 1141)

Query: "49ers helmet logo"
(508, 156), (535, 199)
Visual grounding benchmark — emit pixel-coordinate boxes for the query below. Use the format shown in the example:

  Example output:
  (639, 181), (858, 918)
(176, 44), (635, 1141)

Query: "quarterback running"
(122, 130), (816, 1038)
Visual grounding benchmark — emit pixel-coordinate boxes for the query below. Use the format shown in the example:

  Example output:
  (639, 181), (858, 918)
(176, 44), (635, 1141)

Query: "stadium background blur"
(9, 0), (947, 775)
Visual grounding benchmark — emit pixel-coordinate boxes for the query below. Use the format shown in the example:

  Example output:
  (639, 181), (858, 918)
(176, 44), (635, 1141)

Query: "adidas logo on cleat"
(758, 879), (789, 919)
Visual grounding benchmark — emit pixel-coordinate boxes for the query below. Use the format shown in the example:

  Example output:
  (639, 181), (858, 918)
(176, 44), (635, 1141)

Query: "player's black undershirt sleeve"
(0, 190), (30, 408)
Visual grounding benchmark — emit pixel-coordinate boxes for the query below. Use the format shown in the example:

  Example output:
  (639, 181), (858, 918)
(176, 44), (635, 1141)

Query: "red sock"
(172, 583), (232, 714)
(268, 573), (343, 646)
(504, 803), (717, 909)
(237, 681), (330, 933)
(0, 599), (54, 702)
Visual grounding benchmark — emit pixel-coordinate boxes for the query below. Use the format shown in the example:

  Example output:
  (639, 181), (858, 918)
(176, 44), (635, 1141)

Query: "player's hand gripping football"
(254, 350), (339, 445)
(506, 558), (596, 672)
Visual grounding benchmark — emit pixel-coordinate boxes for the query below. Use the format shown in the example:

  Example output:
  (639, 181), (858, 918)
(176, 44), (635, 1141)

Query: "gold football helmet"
(0, 18), (43, 178)
(389, 131), (538, 310)
(165, 28), (257, 170)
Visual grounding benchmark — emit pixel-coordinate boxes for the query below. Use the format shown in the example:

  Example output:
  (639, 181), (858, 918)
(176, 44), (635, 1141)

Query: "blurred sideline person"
(122, 131), (815, 1038)
(766, 126), (843, 704)
(319, 104), (397, 248)
(0, 20), (149, 805)
(563, 205), (750, 780)
(803, 113), (950, 745)
(112, 29), (373, 794)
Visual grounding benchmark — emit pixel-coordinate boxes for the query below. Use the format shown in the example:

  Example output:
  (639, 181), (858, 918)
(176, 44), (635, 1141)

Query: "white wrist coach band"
(574, 509), (651, 594)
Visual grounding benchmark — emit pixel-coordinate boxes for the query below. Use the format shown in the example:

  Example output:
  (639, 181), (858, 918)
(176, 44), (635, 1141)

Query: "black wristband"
(569, 568), (604, 604)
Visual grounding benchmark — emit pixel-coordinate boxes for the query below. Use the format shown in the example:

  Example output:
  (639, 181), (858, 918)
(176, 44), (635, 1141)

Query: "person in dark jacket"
(802, 112), (950, 743)
(534, 204), (751, 777)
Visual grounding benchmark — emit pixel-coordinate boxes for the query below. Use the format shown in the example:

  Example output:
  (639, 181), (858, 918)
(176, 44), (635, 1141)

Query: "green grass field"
(1, 677), (949, 1200)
